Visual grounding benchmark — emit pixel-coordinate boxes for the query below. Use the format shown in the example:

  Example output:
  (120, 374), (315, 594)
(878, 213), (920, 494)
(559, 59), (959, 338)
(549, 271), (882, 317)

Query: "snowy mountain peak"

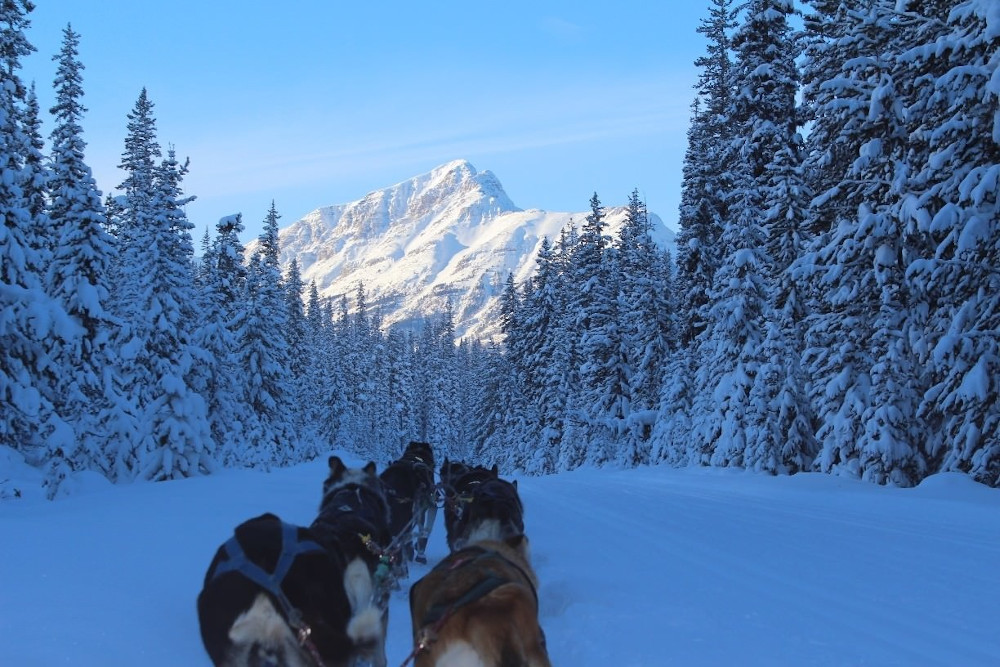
(265, 160), (674, 342)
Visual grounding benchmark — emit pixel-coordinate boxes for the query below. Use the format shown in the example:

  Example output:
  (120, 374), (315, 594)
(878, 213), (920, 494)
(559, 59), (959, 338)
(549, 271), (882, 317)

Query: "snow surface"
(2, 456), (998, 666)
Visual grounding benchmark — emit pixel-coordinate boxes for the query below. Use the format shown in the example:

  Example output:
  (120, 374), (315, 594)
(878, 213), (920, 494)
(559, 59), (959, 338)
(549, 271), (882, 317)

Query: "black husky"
(196, 457), (390, 667)
(378, 441), (437, 567)
(454, 475), (525, 549)
(440, 461), (524, 551)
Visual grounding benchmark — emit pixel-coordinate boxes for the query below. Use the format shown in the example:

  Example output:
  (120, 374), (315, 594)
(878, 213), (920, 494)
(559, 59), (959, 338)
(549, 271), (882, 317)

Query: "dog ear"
(504, 533), (527, 551)
(512, 479), (518, 490)
(490, 464), (499, 477)
(363, 461), (377, 476)
(328, 456), (345, 477)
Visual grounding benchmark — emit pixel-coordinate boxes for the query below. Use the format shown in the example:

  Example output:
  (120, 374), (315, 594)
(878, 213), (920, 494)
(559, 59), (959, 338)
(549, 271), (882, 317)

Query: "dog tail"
(343, 557), (384, 649)
(343, 557), (374, 612)
(227, 593), (303, 665)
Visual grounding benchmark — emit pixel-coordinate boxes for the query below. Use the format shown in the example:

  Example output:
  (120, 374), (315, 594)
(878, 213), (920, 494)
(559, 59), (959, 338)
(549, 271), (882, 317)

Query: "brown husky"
(408, 524), (550, 667)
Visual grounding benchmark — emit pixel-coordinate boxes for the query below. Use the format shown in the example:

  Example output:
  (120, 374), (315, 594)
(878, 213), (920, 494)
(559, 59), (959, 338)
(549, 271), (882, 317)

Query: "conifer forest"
(2, 0), (997, 498)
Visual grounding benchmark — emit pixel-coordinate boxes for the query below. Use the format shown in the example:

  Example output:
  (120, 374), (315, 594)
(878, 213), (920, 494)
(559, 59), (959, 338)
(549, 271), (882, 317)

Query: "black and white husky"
(196, 457), (391, 667)
(378, 441), (437, 565)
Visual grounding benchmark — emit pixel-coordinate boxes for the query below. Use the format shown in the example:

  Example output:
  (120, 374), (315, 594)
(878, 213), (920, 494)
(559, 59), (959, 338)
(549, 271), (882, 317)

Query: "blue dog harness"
(210, 521), (326, 622)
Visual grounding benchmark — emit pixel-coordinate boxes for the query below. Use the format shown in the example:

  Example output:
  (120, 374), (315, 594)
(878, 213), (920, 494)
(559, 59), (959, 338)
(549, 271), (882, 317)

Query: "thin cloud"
(540, 17), (586, 41)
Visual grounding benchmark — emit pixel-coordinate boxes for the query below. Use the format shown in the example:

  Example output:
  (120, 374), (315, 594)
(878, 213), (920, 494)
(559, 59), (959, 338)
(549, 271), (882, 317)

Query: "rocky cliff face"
(258, 159), (674, 342)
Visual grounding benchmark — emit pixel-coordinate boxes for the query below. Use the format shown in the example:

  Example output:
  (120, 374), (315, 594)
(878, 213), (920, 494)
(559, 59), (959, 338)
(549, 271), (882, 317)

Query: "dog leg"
(415, 502), (437, 563)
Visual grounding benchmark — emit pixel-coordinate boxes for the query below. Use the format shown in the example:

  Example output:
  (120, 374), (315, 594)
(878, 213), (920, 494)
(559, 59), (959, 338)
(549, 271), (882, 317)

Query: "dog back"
(197, 513), (354, 666)
(408, 537), (550, 667)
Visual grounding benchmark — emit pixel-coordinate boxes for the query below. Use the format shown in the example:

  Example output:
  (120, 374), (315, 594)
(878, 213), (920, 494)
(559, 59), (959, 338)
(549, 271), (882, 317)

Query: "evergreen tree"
(191, 214), (249, 465)
(694, 0), (800, 469)
(733, 0), (816, 472)
(43, 25), (125, 493)
(385, 326), (418, 449)
(21, 82), (47, 261)
(0, 1), (77, 467)
(283, 257), (307, 433)
(299, 280), (334, 453)
(796, 1), (893, 479)
(675, 0), (738, 347)
(907, 0), (999, 485)
(132, 147), (213, 481)
(615, 189), (668, 462)
(235, 203), (294, 466)
(571, 193), (625, 466)
(422, 302), (462, 455)
(112, 88), (160, 332)
(519, 236), (569, 472)
(484, 273), (531, 470)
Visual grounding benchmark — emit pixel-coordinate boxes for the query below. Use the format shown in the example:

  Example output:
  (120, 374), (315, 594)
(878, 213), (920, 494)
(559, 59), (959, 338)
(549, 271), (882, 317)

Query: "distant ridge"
(254, 160), (675, 342)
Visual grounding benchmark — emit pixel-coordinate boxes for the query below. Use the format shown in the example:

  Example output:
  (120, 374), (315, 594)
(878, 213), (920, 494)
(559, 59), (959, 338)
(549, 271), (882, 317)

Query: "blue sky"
(26, 1), (706, 244)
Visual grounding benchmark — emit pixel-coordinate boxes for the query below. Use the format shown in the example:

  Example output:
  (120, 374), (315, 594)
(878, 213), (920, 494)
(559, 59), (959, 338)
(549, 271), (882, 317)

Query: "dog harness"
(210, 521), (326, 622)
(208, 521), (330, 666)
(403, 546), (540, 666)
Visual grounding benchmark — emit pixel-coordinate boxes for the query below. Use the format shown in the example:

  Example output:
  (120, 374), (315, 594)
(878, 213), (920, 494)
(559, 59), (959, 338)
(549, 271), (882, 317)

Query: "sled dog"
(442, 463), (523, 551)
(196, 457), (390, 667)
(379, 441), (437, 565)
(408, 526), (550, 667)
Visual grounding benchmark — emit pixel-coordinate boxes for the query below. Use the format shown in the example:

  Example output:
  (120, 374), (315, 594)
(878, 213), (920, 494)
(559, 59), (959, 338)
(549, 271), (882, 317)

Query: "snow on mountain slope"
(253, 160), (675, 342)
(2, 458), (998, 665)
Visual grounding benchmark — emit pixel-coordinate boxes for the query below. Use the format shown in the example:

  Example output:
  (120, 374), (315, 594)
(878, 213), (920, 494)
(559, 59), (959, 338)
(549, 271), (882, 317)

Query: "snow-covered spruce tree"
(799, 0), (863, 239)
(482, 273), (532, 471)
(21, 82), (48, 262)
(191, 214), (249, 466)
(453, 337), (486, 463)
(315, 295), (349, 449)
(42, 25), (127, 493)
(420, 302), (463, 458)
(349, 282), (394, 460)
(110, 88), (159, 353)
(127, 148), (214, 481)
(301, 282), (331, 448)
(615, 189), (669, 463)
(566, 193), (627, 467)
(107, 90), (148, 480)
(296, 280), (336, 454)
(905, 0), (999, 486)
(334, 281), (380, 459)
(519, 236), (570, 473)
(384, 325), (418, 450)
(794, 0), (897, 480)
(652, 343), (697, 465)
(819, 2), (926, 484)
(0, 1), (79, 471)
(326, 294), (358, 451)
(234, 202), (294, 467)
(282, 257), (308, 437)
(471, 340), (514, 469)
(655, 0), (736, 466)
(694, 212), (769, 468)
(736, 0), (817, 474)
(674, 0), (739, 348)
(694, 0), (793, 469)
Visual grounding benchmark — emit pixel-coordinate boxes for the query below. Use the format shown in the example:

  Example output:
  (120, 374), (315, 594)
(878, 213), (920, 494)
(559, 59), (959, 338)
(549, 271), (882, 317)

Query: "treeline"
(2, 0), (997, 498)
(1, 7), (481, 498)
(478, 0), (998, 487)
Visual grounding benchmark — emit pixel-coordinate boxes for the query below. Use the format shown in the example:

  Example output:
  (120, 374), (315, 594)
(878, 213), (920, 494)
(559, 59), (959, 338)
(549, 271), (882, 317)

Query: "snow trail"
(1, 460), (998, 665)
